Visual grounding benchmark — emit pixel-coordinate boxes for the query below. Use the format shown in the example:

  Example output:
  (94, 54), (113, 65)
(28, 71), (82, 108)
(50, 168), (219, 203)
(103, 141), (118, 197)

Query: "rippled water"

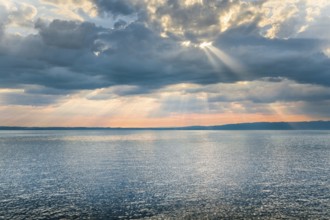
(0, 130), (329, 219)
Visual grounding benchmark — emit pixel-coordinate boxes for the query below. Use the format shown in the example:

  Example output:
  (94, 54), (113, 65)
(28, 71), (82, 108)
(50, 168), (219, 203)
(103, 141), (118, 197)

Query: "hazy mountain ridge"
(1, 121), (330, 130)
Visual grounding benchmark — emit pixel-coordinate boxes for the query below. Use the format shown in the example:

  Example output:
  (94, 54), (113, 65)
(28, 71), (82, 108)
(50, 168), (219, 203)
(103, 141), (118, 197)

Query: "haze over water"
(0, 130), (329, 219)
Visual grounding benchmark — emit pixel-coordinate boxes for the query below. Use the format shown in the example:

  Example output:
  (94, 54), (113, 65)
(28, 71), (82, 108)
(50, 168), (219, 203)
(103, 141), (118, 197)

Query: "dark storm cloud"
(1, 0), (330, 109)
(113, 19), (127, 29)
(35, 19), (100, 49)
(1, 19), (330, 95)
(212, 25), (330, 86)
(93, 0), (136, 16)
(0, 92), (65, 106)
(24, 85), (74, 95)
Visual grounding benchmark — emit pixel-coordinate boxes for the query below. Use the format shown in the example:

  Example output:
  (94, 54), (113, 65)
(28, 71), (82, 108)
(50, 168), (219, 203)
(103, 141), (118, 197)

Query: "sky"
(0, 0), (330, 127)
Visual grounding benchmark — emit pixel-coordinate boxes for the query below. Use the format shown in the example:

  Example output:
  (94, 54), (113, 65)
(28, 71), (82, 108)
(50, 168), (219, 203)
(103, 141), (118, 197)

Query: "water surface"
(0, 130), (329, 219)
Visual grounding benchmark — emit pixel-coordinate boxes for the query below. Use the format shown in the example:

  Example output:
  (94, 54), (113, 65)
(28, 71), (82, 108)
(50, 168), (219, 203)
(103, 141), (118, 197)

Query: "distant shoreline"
(1, 121), (330, 130)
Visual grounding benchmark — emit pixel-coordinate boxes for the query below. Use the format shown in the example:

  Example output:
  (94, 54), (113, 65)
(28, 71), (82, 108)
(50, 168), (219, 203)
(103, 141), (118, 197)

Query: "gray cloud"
(0, 18), (329, 92)
(80, 78), (330, 117)
(295, 101), (330, 117)
(0, 0), (330, 115)
(93, 0), (136, 16)
(139, 0), (262, 42)
(0, 91), (66, 106)
(206, 79), (330, 104)
(0, 24), (4, 40)
(35, 19), (100, 49)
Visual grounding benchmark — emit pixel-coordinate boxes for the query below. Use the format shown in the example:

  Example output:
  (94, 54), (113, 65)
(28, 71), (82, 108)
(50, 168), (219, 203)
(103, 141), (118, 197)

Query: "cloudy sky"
(0, 0), (330, 127)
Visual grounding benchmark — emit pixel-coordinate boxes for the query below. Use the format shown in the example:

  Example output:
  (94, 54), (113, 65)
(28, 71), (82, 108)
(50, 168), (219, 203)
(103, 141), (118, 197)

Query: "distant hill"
(1, 121), (330, 130)
(185, 121), (330, 130)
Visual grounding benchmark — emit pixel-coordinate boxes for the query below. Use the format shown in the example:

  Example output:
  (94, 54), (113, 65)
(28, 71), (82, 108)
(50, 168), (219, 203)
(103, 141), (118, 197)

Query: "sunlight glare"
(181, 41), (192, 47)
(205, 45), (246, 75)
(198, 41), (246, 76)
(199, 42), (213, 49)
(202, 47), (221, 70)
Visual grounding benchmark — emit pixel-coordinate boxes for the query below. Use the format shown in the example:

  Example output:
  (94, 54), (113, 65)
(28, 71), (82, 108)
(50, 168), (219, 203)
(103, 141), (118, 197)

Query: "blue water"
(0, 130), (329, 219)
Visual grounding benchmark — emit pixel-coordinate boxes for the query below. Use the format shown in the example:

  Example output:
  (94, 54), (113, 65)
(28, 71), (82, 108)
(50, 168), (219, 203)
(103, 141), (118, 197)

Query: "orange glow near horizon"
(1, 82), (329, 128)
(0, 104), (318, 127)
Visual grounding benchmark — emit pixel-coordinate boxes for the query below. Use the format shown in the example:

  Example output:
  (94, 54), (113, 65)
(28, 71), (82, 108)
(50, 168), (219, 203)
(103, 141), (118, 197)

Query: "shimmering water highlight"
(0, 130), (329, 219)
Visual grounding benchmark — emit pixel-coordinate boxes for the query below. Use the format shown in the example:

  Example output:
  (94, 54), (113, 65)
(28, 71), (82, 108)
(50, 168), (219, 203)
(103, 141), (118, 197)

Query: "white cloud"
(0, 0), (37, 36)
(258, 0), (330, 39)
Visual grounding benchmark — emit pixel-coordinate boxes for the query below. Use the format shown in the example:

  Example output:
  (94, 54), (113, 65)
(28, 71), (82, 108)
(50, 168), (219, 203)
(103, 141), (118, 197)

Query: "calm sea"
(0, 130), (329, 219)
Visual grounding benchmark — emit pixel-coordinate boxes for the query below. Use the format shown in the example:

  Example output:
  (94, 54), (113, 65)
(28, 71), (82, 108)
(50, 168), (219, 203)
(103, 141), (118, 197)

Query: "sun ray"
(205, 45), (246, 76)
(202, 47), (221, 71)
(197, 42), (293, 126)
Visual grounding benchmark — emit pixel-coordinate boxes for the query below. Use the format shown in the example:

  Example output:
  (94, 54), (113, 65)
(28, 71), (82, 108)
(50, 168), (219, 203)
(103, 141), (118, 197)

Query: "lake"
(0, 130), (329, 219)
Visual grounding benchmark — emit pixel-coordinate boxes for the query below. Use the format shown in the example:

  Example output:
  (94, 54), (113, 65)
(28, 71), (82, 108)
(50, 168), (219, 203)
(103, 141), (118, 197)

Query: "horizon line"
(1, 120), (330, 130)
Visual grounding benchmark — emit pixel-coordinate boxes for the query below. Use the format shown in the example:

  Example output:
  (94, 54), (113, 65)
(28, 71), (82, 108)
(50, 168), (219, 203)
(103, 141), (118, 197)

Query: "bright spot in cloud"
(180, 40), (247, 76)
(180, 41), (213, 49)
(196, 42), (247, 76)
(324, 48), (330, 58)
(199, 42), (213, 49)
(181, 41), (191, 47)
